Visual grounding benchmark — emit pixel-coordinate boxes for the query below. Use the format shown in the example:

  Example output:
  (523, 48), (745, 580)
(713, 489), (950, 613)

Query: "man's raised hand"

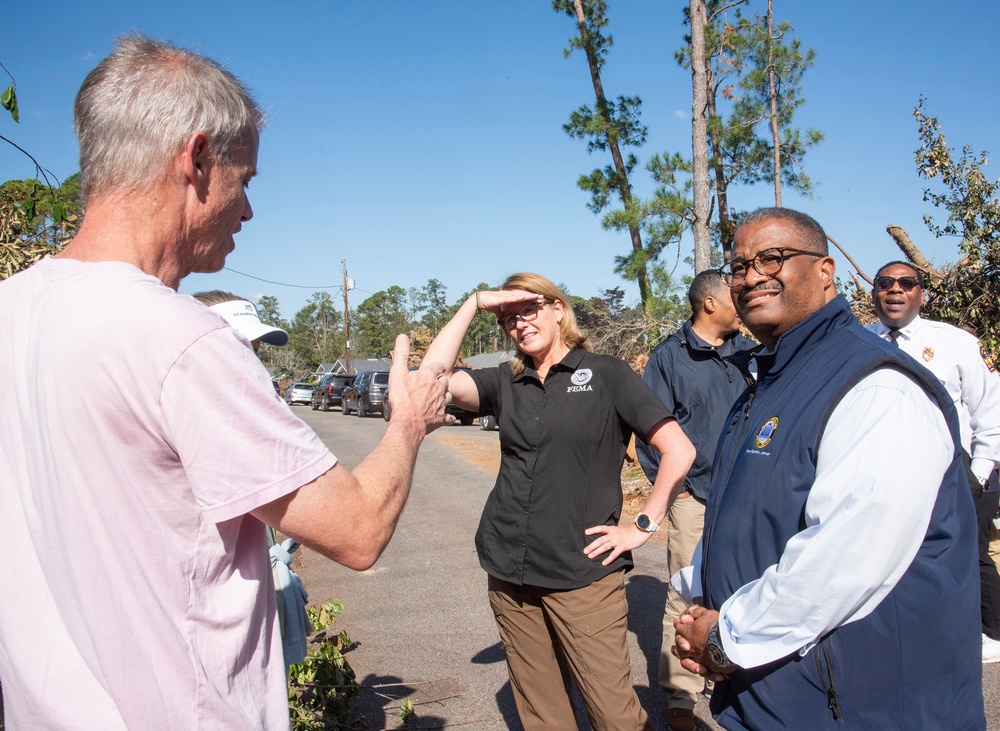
(388, 334), (453, 433)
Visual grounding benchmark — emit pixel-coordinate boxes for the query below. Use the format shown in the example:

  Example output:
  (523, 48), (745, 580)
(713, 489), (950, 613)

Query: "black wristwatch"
(634, 513), (660, 533)
(635, 513), (660, 533)
(706, 623), (737, 672)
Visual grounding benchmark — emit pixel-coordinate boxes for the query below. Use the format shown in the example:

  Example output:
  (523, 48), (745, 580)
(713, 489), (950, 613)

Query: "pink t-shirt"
(0, 258), (337, 729)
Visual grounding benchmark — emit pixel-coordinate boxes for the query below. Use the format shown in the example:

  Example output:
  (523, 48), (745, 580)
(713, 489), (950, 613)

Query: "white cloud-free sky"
(2, 1), (995, 319)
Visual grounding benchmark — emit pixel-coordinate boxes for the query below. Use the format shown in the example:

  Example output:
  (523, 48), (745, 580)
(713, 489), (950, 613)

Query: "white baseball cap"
(209, 299), (289, 346)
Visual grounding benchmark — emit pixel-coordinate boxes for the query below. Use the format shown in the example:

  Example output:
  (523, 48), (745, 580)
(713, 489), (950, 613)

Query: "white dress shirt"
(689, 367), (953, 668)
(867, 315), (1000, 484)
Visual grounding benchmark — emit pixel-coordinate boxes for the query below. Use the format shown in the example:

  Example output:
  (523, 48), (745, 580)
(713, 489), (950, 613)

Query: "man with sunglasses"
(867, 260), (1000, 665)
(673, 208), (983, 729)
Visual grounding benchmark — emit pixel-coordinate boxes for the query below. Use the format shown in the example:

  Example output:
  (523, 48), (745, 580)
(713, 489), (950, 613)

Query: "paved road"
(293, 406), (1000, 730)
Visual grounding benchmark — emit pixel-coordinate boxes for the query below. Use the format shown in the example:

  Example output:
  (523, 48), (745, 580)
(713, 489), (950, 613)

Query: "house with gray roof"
(464, 351), (512, 370)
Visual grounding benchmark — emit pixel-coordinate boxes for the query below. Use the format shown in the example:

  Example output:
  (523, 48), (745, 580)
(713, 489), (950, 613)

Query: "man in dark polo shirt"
(636, 269), (756, 731)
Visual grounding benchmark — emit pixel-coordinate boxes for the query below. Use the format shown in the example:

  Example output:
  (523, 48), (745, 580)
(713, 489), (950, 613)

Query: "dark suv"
(311, 373), (354, 412)
(445, 367), (478, 426)
(342, 370), (389, 417)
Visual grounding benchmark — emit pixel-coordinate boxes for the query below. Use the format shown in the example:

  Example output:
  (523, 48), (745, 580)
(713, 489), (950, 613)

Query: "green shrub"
(287, 601), (361, 730)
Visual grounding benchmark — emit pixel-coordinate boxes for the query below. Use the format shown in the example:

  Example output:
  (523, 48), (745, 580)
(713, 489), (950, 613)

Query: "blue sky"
(2, 1), (996, 321)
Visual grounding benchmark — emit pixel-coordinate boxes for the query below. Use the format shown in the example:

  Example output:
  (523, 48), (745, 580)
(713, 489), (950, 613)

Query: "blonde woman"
(423, 273), (694, 731)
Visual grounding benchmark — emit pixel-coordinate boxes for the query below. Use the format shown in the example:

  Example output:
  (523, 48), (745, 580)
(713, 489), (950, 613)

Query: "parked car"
(342, 370), (389, 417)
(383, 366), (477, 426)
(283, 382), (314, 406)
(311, 373), (355, 412)
(479, 414), (498, 431)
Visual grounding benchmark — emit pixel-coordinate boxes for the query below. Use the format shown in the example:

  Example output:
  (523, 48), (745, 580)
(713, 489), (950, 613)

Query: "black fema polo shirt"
(469, 348), (671, 591)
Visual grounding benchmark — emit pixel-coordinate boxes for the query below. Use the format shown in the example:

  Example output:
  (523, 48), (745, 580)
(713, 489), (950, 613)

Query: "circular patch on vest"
(571, 368), (593, 386)
(756, 417), (778, 448)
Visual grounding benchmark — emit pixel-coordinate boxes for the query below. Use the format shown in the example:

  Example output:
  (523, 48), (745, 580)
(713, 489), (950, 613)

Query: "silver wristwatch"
(707, 623), (737, 672)
(634, 513), (660, 533)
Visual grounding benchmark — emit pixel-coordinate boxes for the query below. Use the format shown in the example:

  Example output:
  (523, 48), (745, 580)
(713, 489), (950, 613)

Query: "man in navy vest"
(673, 208), (984, 729)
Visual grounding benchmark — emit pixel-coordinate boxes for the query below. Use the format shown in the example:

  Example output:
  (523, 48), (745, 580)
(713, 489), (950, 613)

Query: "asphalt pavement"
(293, 405), (1000, 730)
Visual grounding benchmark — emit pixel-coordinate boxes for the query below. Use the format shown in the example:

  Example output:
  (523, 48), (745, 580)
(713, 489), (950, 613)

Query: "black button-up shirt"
(469, 348), (671, 590)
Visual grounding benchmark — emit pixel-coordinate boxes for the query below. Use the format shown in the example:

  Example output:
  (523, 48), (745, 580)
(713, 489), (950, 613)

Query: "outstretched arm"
(252, 334), (450, 569)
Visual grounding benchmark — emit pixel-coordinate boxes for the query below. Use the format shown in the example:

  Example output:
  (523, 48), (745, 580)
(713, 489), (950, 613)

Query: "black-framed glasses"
(719, 247), (825, 287)
(497, 300), (552, 331)
(874, 276), (921, 292)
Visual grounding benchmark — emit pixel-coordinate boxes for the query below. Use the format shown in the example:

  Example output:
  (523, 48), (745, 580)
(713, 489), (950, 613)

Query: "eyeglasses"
(874, 276), (921, 292)
(497, 300), (552, 331)
(719, 247), (825, 287)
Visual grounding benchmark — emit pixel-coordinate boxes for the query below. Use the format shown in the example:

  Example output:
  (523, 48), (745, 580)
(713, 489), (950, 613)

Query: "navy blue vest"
(702, 298), (983, 730)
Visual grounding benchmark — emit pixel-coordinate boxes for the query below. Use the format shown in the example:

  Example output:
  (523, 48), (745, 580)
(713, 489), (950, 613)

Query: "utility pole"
(342, 259), (352, 374)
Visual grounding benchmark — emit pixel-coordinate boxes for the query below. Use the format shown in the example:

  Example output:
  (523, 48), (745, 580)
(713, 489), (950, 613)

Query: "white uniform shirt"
(867, 315), (1000, 483)
(690, 367), (953, 668)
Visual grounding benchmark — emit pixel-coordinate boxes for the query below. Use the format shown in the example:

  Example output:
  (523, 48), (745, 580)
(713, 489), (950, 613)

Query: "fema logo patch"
(571, 369), (593, 386)
(755, 417), (778, 448)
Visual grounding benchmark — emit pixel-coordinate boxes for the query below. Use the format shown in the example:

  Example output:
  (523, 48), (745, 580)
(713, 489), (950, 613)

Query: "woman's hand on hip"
(582, 523), (653, 566)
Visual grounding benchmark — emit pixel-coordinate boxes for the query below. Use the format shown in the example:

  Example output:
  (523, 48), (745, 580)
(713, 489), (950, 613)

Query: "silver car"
(283, 382), (314, 406)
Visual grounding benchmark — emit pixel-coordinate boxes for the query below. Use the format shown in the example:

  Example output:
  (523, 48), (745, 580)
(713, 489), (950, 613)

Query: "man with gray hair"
(0, 36), (449, 728)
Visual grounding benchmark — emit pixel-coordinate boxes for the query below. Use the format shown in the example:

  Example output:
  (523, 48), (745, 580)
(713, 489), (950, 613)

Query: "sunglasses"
(875, 276), (921, 292)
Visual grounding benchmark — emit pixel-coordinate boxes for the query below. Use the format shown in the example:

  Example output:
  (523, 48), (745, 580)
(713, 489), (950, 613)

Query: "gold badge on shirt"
(922, 347), (934, 362)
(981, 344), (997, 373)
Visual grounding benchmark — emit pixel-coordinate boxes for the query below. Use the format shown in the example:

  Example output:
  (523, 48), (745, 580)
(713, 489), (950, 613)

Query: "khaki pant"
(488, 569), (652, 731)
(658, 493), (707, 710)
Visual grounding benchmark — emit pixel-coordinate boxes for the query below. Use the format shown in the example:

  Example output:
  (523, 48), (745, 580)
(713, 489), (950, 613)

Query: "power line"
(223, 267), (378, 299)
(223, 267), (343, 290)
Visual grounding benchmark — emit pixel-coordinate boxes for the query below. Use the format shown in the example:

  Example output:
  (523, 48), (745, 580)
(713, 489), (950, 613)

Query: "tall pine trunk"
(767, 0), (782, 206)
(706, 74), (736, 260)
(689, 0), (712, 273)
(572, 0), (651, 310)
